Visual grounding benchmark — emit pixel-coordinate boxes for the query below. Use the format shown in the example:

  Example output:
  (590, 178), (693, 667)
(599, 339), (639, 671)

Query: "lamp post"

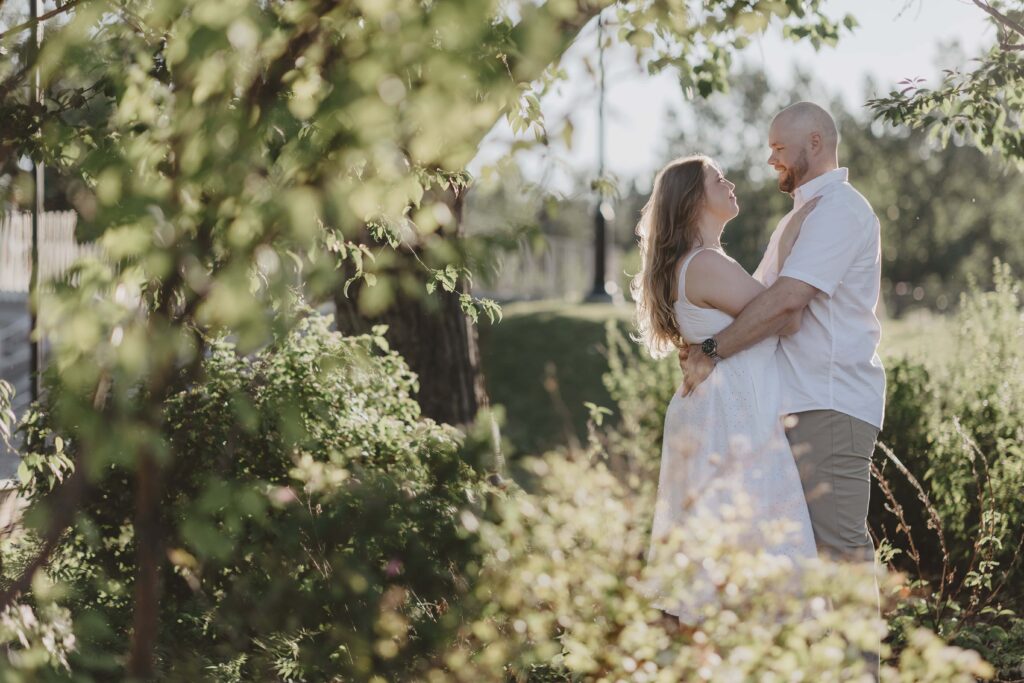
(28, 0), (43, 403)
(585, 11), (613, 303)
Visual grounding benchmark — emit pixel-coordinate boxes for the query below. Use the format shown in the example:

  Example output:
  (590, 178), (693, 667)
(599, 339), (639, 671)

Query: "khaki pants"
(786, 409), (881, 677)
(785, 409), (878, 562)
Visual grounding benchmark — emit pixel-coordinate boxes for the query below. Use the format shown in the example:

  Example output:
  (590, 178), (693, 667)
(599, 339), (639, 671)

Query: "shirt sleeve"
(778, 202), (869, 297)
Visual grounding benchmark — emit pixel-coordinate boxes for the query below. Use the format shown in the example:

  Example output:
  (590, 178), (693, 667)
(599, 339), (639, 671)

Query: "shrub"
(872, 262), (1024, 677)
(925, 261), (1024, 557)
(599, 260), (1024, 677)
(435, 453), (992, 682)
(13, 314), (491, 680)
(600, 320), (678, 481)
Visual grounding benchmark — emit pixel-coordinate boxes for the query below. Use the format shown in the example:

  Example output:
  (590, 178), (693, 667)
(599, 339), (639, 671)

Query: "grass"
(879, 309), (956, 365)
(479, 300), (954, 456)
(478, 300), (633, 456)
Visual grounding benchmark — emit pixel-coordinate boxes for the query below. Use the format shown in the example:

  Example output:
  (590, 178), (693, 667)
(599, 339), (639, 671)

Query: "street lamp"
(585, 11), (613, 303)
(28, 0), (43, 403)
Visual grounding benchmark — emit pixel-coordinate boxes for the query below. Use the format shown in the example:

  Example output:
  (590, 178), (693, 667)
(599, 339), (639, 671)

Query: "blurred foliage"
(869, 1), (1024, 169)
(10, 313), (491, 679)
(436, 447), (991, 682)
(0, 0), (860, 673)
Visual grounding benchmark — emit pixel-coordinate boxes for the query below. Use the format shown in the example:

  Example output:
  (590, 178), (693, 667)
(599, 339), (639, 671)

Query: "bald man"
(679, 102), (886, 659)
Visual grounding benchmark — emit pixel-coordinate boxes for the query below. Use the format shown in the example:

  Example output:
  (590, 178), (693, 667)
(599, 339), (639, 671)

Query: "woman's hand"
(677, 344), (689, 364)
(777, 195), (821, 272)
(678, 344), (714, 396)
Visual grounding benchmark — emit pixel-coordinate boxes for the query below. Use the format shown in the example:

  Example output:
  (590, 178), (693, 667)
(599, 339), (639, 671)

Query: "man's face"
(767, 122), (810, 194)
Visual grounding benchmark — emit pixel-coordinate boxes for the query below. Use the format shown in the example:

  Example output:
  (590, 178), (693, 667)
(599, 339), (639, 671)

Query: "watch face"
(701, 338), (716, 355)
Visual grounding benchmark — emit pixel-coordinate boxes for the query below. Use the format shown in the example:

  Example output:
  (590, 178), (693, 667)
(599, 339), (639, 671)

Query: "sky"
(469, 0), (996, 195)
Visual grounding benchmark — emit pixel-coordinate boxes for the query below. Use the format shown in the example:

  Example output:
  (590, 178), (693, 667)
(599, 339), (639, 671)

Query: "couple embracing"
(634, 103), (886, 631)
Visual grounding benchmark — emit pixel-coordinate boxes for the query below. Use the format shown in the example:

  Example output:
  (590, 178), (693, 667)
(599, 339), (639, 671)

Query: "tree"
(0, 1), (855, 426)
(869, 0), (1024, 168)
(0, 0), (855, 675)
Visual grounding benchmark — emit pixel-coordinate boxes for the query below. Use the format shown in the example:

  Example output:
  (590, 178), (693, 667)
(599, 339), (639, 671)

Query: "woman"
(632, 154), (819, 622)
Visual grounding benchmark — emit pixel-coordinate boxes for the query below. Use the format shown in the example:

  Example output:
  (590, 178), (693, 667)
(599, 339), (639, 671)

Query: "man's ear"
(809, 132), (822, 153)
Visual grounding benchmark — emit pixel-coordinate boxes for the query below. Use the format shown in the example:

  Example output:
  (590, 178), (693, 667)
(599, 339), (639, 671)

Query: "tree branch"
(502, 1), (611, 82)
(0, 367), (114, 613)
(971, 0), (1024, 40)
(0, 466), (87, 611)
(0, 0), (87, 41)
(245, 5), (328, 117)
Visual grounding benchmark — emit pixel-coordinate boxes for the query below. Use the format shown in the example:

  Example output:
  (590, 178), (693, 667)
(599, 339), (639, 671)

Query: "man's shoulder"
(827, 181), (876, 220)
(810, 183), (875, 233)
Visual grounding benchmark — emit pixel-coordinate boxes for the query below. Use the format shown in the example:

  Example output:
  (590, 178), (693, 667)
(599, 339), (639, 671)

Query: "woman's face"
(703, 164), (739, 222)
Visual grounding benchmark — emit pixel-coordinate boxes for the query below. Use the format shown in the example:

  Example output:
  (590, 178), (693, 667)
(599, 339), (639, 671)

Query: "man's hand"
(679, 344), (715, 396)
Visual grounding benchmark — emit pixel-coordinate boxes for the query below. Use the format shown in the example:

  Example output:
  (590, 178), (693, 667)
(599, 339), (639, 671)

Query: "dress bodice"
(673, 248), (737, 345)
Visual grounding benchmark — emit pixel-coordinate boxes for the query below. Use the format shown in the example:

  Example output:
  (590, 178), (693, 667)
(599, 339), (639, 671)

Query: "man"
(680, 101), (886, 591)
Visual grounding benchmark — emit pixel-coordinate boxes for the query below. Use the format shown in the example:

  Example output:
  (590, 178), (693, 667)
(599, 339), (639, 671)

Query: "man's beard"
(777, 149), (809, 193)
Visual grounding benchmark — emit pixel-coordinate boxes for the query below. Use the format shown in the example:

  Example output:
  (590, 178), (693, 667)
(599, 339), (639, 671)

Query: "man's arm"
(679, 277), (817, 396)
(715, 277), (817, 357)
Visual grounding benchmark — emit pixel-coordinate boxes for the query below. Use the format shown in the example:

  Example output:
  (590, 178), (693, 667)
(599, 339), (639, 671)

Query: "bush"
(437, 453), (992, 682)
(12, 314), (492, 680)
(600, 320), (678, 481)
(7, 260), (1023, 680)
(926, 261), (1024, 554)
(873, 262), (1024, 677)
(599, 260), (1024, 677)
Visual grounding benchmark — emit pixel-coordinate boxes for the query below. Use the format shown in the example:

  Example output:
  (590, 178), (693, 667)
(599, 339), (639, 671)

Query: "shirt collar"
(794, 167), (848, 207)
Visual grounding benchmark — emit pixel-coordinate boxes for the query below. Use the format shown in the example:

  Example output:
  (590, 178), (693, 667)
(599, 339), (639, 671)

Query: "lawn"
(478, 300), (633, 456)
(479, 300), (953, 456)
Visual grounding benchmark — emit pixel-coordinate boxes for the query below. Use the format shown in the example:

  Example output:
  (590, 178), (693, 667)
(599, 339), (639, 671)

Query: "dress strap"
(676, 247), (709, 304)
(680, 247), (708, 275)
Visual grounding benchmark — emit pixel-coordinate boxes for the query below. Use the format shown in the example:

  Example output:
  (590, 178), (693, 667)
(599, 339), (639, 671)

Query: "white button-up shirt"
(753, 167), (886, 429)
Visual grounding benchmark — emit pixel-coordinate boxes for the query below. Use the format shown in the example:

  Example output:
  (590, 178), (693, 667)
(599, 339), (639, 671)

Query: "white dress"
(646, 247), (817, 620)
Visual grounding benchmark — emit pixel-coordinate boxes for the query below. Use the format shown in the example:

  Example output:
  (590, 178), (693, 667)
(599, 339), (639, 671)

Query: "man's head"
(767, 102), (839, 194)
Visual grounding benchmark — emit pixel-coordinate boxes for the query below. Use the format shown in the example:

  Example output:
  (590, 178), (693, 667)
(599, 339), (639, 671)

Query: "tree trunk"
(330, 6), (613, 426)
(333, 193), (488, 427)
(335, 282), (488, 427)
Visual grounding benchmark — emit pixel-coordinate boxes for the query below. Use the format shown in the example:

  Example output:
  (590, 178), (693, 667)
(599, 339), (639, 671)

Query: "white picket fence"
(0, 211), (97, 481)
(0, 211), (100, 293)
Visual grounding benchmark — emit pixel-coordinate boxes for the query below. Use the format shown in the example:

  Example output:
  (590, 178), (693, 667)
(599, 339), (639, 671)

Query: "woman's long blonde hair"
(631, 155), (711, 358)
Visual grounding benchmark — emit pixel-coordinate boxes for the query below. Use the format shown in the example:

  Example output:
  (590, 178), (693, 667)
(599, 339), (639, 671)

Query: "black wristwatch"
(700, 337), (722, 363)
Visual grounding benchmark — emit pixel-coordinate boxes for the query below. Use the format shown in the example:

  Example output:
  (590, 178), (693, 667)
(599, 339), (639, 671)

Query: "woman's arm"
(772, 198), (820, 336)
(777, 196), (821, 272)
(685, 249), (766, 317)
(688, 250), (804, 336)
